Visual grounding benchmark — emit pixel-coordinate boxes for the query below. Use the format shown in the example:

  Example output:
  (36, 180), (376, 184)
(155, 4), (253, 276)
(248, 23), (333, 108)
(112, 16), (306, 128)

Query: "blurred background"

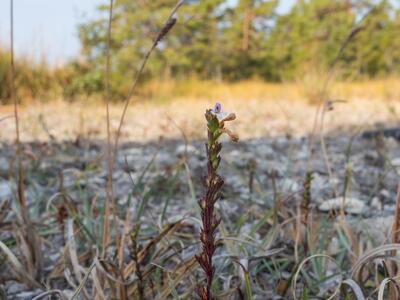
(1, 0), (400, 141)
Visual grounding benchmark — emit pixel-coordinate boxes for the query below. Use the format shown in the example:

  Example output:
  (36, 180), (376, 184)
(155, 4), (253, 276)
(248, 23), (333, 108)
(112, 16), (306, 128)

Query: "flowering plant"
(196, 103), (238, 300)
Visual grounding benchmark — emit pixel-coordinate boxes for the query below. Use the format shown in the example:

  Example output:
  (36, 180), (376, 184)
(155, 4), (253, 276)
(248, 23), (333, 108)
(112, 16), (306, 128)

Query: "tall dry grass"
(137, 77), (400, 103)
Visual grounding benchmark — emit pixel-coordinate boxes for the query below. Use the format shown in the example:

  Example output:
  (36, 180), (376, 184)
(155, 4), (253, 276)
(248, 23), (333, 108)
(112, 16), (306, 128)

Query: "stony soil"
(1, 129), (400, 298)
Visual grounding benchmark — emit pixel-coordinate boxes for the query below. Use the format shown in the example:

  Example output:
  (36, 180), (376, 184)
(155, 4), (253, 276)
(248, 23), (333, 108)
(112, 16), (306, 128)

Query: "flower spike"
(196, 103), (238, 300)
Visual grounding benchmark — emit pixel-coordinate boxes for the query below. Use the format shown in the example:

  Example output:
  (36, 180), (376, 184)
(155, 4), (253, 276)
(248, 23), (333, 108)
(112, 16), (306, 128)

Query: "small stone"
(380, 189), (391, 199)
(254, 144), (275, 158)
(15, 289), (42, 299)
(384, 204), (396, 212)
(318, 197), (365, 214)
(310, 173), (328, 195)
(371, 197), (383, 210)
(391, 158), (400, 167)
(352, 216), (393, 244)
(62, 168), (82, 188)
(155, 152), (175, 168)
(328, 237), (340, 253)
(0, 157), (8, 176)
(364, 151), (379, 163)
(176, 144), (197, 157)
(226, 150), (253, 168)
(0, 181), (12, 201)
(280, 178), (299, 193)
(62, 290), (74, 298)
(7, 283), (27, 295)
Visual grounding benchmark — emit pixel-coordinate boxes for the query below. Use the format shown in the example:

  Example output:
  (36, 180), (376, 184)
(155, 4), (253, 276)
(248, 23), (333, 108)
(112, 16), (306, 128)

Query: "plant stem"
(196, 110), (225, 300)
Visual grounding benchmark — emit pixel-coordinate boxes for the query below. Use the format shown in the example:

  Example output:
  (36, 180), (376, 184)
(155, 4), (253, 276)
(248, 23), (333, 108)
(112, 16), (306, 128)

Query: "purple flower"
(213, 102), (222, 114)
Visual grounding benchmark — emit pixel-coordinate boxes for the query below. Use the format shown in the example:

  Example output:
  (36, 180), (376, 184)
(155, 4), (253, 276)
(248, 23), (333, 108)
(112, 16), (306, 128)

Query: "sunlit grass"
(139, 78), (400, 103)
(1, 78), (400, 143)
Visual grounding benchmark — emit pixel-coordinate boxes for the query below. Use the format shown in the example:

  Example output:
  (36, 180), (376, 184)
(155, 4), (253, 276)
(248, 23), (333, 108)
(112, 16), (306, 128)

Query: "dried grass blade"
(124, 220), (184, 277)
(71, 261), (96, 300)
(67, 219), (83, 282)
(350, 244), (400, 281)
(31, 290), (68, 300)
(342, 279), (366, 300)
(377, 276), (400, 300)
(0, 240), (41, 288)
(153, 257), (197, 300)
(92, 265), (106, 300)
(292, 254), (342, 300)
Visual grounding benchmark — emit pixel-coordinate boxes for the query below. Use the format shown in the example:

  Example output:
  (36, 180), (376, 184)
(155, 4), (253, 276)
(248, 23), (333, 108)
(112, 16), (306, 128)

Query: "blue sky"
(0, 0), (295, 65)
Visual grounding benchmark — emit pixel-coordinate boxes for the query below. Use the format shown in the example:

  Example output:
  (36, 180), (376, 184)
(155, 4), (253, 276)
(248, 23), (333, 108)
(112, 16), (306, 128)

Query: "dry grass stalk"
(101, 0), (184, 258)
(130, 224), (144, 300)
(306, 5), (376, 175)
(300, 172), (312, 226)
(9, 0), (42, 282)
(99, 1), (185, 297)
(389, 182), (400, 298)
(299, 172), (313, 256)
(102, 0), (118, 259)
(248, 159), (256, 194)
(336, 216), (359, 265)
(112, 0), (184, 158)
(391, 183), (400, 244)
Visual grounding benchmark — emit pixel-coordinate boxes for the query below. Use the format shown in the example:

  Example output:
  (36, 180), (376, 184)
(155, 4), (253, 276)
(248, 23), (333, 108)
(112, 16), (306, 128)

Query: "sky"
(0, 0), (295, 65)
(0, 0), (102, 64)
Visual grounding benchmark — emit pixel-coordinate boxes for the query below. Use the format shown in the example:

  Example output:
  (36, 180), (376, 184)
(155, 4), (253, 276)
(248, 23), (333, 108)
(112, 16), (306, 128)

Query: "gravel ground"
(1, 127), (400, 298)
(2, 97), (400, 298)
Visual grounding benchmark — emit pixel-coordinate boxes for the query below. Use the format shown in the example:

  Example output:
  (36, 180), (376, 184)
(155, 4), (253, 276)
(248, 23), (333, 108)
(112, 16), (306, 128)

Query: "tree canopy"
(3, 0), (399, 100)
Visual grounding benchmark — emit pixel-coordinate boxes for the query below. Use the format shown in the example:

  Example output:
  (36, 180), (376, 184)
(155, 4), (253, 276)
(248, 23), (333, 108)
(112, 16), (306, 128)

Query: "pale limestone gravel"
(0, 97), (399, 142)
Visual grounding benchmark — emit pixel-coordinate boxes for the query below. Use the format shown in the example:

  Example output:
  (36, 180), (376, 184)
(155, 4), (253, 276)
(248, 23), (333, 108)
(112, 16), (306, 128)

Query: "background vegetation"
(1, 0), (399, 102)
